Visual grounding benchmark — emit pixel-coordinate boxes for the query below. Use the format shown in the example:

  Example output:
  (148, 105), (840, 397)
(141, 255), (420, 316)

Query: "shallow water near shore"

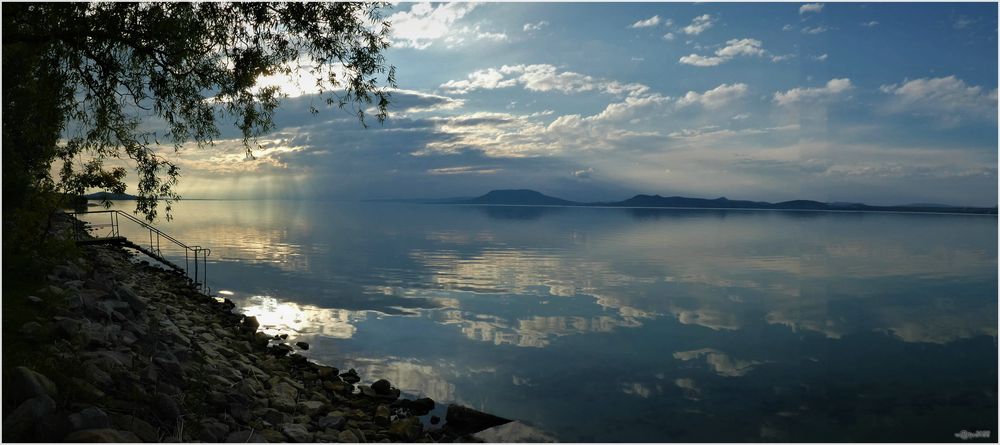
(80, 200), (998, 441)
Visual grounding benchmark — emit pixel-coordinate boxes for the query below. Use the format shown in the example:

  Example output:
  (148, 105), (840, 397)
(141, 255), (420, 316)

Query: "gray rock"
(338, 429), (360, 443)
(63, 428), (141, 442)
(69, 406), (111, 430)
(260, 429), (286, 443)
(225, 429), (267, 443)
(242, 315), (260, 333)
(198, 421), (230, 442)
(371, 379), (391, 395)
(27, 295), (43, 304)
(8, 366), (58, 406)
(340, 369), (361, 384)
(388, 417), (423, 442)
(2, 395), (57, 440)
(318, 415), (345, 430)
(297, 400), (325, 417)
(152, 393), (180, 423)
(261, 408), (290, 426)
(112, 415), (158, 442)
(269, 381), (299, 411)
(281, 423), (314, 443)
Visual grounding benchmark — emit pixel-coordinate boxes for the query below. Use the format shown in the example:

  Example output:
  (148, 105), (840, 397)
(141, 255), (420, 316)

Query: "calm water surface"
(85, 200), (998, 442)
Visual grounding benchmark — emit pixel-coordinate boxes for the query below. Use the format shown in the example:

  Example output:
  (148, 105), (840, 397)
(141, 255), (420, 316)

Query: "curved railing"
(68, 210), (211, 292)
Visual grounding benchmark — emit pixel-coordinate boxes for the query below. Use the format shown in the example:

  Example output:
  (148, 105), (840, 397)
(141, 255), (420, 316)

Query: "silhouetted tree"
(3, 2), (396, 224)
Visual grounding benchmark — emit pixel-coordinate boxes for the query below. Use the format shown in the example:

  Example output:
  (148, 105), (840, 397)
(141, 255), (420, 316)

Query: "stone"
(152, 393), (181, 423)
(318, 415), (345, 430)
(225, 430), (267, 443)
(113, 415), (158, 442)
(64, 428), (141, 442)
(281, 423), (314, 443)
(374, 405), (391, 428)
(338, 429), (360, 443)
(115, 285), (148, 312)
(279, 333), (288, 339)
(2, 395), (57, 440)
(297, 400), (325, 417)
(270, 343), (294, 357)
(69, 406), (111, 430)
(295, 341), (310, 350)
(8, 366), (58, 406)
(198, 421), (230, 442)
(242, 315), (260, 333)
(340, 369), (361, 384)
(371, 379), (391, 395)
(317, 366), (339, 379)
(430, 415), (441, 425)
(27, 295), (43, 304)
(270, 381), (299, 411)
(445, 404), (512, 436)
(259, 429), (285, 443)
(261, 408), (290, 426)
(388, 417), (423, 442)
(19, 321), (44, 336)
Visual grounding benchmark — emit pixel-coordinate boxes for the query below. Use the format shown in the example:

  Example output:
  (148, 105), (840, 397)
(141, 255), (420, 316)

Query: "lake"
(81, 200), (998, 442)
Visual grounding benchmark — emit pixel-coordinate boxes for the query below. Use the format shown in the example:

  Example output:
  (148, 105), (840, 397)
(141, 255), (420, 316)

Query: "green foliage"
(2, 2), (396, 222)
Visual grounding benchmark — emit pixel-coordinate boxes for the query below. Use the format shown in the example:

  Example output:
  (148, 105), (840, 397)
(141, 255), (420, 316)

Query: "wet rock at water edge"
(295, 341), (309, 350)
(340, 368), (361, 384)
(394, 397), (435, 416)
(444, 404), (513, 436)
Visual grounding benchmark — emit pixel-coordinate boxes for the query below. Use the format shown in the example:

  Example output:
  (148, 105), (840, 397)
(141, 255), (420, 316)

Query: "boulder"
(8, 366), (58, 406)
(297, 400), (325, 417)
(2, 395), (57, 440)
(269, 381), (299, 411)
(64, 428), (141, 442)
(295, 341), (310, 350)
(69, 406), (111, 430)
(318, 415), (345, 430)
(337, 429), (360, 443)
(339, 369), (361, 384)
(225, 430), (267, 443)
(281, 423), (314, 443)
(388, 417), (423, 442)
(371, 379), (392, 395)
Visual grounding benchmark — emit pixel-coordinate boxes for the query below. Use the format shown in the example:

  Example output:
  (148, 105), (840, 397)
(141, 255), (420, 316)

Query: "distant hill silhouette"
(83, 191), (138, 200)
(435, 189), (997, 215)
(457, 189), (578, 206)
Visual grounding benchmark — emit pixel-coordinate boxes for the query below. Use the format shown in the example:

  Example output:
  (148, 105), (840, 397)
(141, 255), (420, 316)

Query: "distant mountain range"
(390, 189), (996, 215)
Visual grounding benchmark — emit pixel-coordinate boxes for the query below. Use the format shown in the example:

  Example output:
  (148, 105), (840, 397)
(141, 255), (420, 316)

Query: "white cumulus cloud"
(879, 75), (998, 124)
(679, 38), (765, 67)
(630, 15), (661, 29)
(773, 78), (853, 106)
(677, 83), (749, 109)
(799, 3), (824, 14)
(683, 14), (716, 35)
(388, 3), (479, 49)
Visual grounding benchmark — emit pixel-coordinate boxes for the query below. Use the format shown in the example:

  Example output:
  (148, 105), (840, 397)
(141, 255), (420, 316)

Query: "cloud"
(782, 24), (794, 31)
(773, 78), (853, 106)
(679, 38), (765, 67)
(441, 64), (650, 97)
(879, 75), (998, 124)
(630, 15), (661, 29)
(573, 167), (594, 178)
(801, 25), (829, 34)
(678, 54), (727, 67)
(388, 2), (478, 49)
(676, 83), (749, 109)
(682, 14), (716, 35)
(427, 165), (502, 175)
(662, 32), (676, 41)
(799, 3), (824, 14)
(811, 53), (828, 62)
(389, 89), (465, 112)
(770, 54), (795, 62)
(523, 21), (549, 32)
(952, 16), (977, 29)
(861, 20), (879, 27)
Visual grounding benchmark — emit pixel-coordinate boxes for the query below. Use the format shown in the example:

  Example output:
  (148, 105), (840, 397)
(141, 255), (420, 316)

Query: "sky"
(165, 2), (997, 206)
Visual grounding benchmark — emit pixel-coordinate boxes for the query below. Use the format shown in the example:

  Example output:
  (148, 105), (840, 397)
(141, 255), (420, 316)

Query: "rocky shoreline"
(2, 215), (510, 442)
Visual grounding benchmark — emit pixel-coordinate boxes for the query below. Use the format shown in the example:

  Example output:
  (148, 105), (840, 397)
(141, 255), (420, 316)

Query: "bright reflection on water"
(82, 200), (998, 441)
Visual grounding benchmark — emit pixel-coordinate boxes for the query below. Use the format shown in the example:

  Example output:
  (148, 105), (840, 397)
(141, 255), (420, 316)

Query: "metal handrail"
(68, 210), (211, 292)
